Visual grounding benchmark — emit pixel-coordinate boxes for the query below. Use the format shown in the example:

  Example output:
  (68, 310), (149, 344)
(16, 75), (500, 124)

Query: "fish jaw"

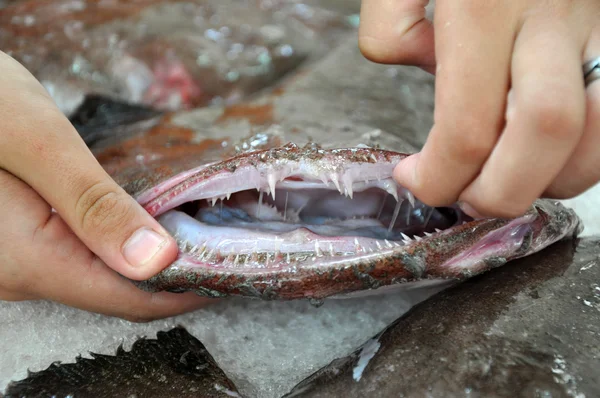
(131, 144), (583, 300)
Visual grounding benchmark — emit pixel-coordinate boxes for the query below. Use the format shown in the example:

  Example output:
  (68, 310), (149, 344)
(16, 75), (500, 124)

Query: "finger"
(393, 1), (520, 206)
(358, 0), (435, 70)
(461, 16), (586, 217)
(0, 51), (177, 280)
(545, 29), (600, 198)
(0, 169), (211, 321)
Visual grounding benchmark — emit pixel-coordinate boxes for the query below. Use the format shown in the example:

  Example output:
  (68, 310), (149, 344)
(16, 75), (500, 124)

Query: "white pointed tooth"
(354, 237), (362, 253)
(375, 241), (382, 250)
(406, 191), (415, 207)
(370, 153), (377, 162)
(435, 228), (442, 233)
(424, 232), (432, 237)
(329, 243), (335, 256)
(342, 174), (353, 199)
(414, 235), (423, 241)
(190, 245), (198, 254)
(286, 252), (291, 263)
(315, 241), (323, 257)
(368, 247), (374, 253)
(226, 192), (231, 200)
(330, 173), (342, 193)
(384, 239), (393, 248)
(234, 254), (240, 265)
(268, 173), (277, 199)
(319, 173), (329, 185)
(384, 184), (399, 201)
(401, 233), (412, 242)
(211, 197), (218, 207)
(393, 242), (401, 247)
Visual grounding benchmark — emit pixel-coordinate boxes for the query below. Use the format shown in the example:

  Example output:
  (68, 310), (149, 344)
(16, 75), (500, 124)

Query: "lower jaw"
(136, 200), (580, 300)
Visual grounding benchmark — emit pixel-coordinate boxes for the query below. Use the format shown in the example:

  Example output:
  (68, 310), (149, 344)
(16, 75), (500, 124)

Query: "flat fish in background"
(284, 238), (600, 397)
(77, 96), (583, 302)
(0, 0), (358, 115)
(3, 327), (241, 398)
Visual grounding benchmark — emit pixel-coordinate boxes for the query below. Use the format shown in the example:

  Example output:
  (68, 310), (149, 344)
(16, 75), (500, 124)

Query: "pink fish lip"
(132, 144), (582, 299)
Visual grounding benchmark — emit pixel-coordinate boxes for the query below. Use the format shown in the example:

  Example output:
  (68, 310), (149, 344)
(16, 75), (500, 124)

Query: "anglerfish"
(84, 99), (583, 302)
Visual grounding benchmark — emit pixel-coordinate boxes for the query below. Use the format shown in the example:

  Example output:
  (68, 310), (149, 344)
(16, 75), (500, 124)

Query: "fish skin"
(283, 238), (600, 398)
(4, 327), (240, 398)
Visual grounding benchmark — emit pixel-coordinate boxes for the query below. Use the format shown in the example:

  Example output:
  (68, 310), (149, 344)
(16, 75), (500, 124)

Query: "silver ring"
(583, 57), (600, 87)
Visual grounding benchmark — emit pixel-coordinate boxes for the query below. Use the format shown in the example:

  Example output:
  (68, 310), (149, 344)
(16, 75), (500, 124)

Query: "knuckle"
(521, 88), (581, 140)
(75, 181), (135, 235)
(437, 117), (496, 162)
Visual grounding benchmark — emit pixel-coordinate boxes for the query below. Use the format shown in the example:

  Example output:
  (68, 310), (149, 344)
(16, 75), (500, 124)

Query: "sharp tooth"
(435, 228), (442, 233)
(388, 199), (403, 235)
(342, 174), (353, 199)
(226, 192), (232, 200)
(286, 252), (291, 263)
(211, 198), (218, 207)
(354, 237), (362, 253)
(370, 153), (377, 162)
(406, 191), (415, 208)
(319, 173), (329, 185)
(424, 232), (432, 237)
(376, 241), (383, 250)
(368, 247), (374, 253)
(315, 241), (323, 257)
(414, 235), (423, 241)
(234, 254), (240, 265)
(401, 233), (412, 242)
(384, 239), (393, 248)
(190, 245), (198, 254)
(330, 173), (342, 193)
(393, 242), (401, 247)
(329, 243), (335, 256)
(226, 251), (235, 263)
(268, 173), (277, 199)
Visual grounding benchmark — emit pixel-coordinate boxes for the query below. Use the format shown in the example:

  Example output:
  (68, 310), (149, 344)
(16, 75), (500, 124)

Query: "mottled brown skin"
(285, 238), (600, 397)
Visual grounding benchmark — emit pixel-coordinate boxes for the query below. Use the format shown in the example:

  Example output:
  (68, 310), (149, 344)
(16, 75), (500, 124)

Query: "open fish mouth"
(136, 143), (582, 300)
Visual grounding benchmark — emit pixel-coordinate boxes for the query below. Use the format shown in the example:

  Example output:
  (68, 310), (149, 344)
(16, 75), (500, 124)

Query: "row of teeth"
(199, 170), (411, 204)
(174, 229), (444, 267)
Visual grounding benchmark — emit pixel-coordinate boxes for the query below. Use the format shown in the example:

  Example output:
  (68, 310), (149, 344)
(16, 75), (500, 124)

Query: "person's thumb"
(0, 51), (177, 280)
(359, 0), (435, 72)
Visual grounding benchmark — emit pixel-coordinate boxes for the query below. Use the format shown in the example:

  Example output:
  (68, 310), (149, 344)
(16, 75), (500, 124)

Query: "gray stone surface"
(286, 238), (600, 398)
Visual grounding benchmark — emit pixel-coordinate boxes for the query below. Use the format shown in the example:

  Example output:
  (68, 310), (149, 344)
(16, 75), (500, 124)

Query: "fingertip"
(393, 153), (420, 189)
(122, 226), (179, 280)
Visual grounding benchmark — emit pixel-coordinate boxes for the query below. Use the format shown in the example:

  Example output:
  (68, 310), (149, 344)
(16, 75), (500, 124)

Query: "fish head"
(94, 122), (582, 300)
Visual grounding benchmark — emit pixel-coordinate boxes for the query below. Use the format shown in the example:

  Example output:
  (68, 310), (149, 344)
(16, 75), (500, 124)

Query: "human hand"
(0, 52), (209, 321)
(359, 0), (600, 218)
